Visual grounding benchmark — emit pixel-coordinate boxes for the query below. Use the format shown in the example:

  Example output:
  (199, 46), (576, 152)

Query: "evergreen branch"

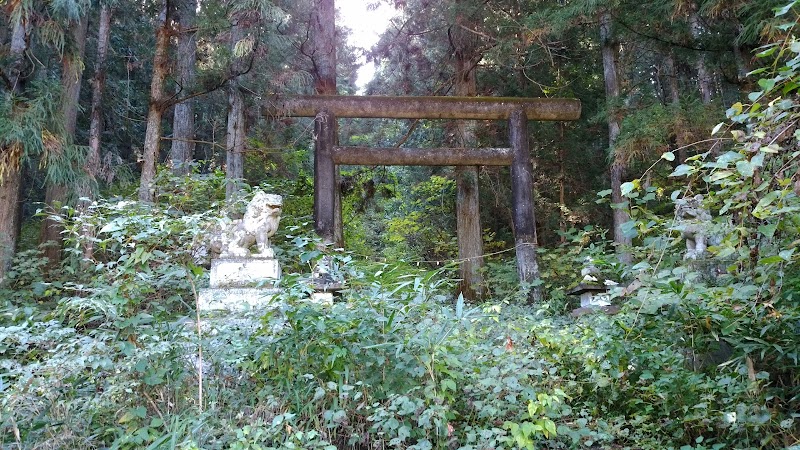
(613, 14), (730, 54)
(162, 52), (256, 109)
(0, 65), (15, 90)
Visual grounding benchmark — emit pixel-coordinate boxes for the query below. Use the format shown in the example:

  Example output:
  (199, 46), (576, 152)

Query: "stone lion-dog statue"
(675, 194), (711, 260)
(211, 192), (283, 259)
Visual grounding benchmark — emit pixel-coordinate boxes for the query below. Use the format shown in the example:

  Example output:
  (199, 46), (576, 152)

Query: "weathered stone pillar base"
(197, 287), (280, 311)
(199, 257), (282, 312)
(210, 257), (280, 288)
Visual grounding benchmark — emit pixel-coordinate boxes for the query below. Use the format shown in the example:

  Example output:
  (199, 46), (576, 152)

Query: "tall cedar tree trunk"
(732, 22), (750, 83)
(311, 0), (342, 246)
(600, 10), (632, 263)
(171, 0), (197, 175)
(225, 13), (245, 201)
(665, 50), (681, 106)
(689, 2), (713, 104)
(81, 5), (113, 261)
(664, 50), (689, 163)
(558, 123), (567, 243)
(41, 14), (88, 268)
(452, 3), (485, 300)
(0, 17), (29, 283)
(87, 6), (112, 184)
(139, 1), (171, 202)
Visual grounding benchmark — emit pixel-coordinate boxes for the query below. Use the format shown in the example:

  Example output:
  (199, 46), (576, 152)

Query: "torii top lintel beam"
(267, 95), (581, 121)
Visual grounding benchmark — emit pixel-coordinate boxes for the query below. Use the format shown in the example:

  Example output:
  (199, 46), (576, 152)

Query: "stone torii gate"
(272, 94), (581, 300)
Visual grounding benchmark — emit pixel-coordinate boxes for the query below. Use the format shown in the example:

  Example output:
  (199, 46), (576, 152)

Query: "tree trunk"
(0, 165), (23, 284)
(139, 1), (171, 202)
(311, 0), (337, 96)
(664, 50), (680, 106)
(41, 14), (88, 268)
(225, 83), (244, 199)
(663, 49), (689, 164)
(225, 14), (246, 201)
(311, 0), (342, 247)
(689, 3), (712, 104)
(600, 9), (632, 263)
(0, 17), (29, 283)
(732, 22), (750, 84)
(225, 80), (246, 201)
(558, 123), (566, 243)
(87, 5), (112, 183)
(452, 2), (484, 300)
(171, 0), (197, 175)
(78, 5), (112, 263)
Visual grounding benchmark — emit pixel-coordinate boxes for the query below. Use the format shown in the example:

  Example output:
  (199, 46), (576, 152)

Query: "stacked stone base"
(198, 287), (281, 311)
(200, 257), (281, 312)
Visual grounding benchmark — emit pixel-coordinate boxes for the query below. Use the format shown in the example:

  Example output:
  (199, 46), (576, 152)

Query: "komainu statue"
(211, 192), (283, 258)
(675, 194), (711, 260)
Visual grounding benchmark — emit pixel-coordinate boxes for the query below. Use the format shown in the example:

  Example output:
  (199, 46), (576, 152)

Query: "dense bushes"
(2, 217), (796, 448)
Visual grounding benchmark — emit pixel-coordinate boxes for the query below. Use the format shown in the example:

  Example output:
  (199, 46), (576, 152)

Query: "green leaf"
(736, 160), (754, 177)
(597, 189), (612, 198)
(759, 223), (778, 238)
(544, 419), (557, 437)
(711, 122), (725, 135)
(775, 1), (798, 16)
(118, 411), (137, 424)
(755, 190), (782, 213)
(759, 256), (784, 265)
(661, 151), (675, 161)
(99, 220), (124, 234)
(780, 249), (795, 260)
(670, 164), (694, 177)
(761, 144), (781, 153)
(620, 181), (636, 196)
(621, 220), (638, 239)
(441, 378), (457, 392)
(758, 78), (777, 92)
(709, 170), (734, 182)
(748, 91), (764, 102)
(756, 46), (777, 58)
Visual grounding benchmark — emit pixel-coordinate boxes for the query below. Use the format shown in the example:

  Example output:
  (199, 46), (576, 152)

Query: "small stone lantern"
(567, 282), (610, 308)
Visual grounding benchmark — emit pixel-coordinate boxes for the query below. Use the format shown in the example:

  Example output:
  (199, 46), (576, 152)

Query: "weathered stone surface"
(310, 292), (334, 305)
(197, 287), (280, 311)
(675, 194), (711, 260)
(210, 258), (280, 288)
(570, 305), (620, 318)
(210, 192), (283, 258)
(200, 191), (284, 312)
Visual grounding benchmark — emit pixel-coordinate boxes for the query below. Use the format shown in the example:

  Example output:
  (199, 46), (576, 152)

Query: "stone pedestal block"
(210, 258), (280, 288)
(198, 287), (280, 311)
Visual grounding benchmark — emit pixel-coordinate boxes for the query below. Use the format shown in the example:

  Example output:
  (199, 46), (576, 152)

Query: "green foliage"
(384, 174), (457, 262)
(0, 79), (86, 184)
(603, 4), (800, 446)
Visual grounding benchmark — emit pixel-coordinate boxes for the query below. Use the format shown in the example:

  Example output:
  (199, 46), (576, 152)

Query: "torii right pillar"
(509, 109), (542, 302)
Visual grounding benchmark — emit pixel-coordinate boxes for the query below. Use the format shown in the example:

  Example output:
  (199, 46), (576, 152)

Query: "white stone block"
(310, 292), (334, 305)
(210, 258), (280, 288)
(197, 287), (280, 311)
